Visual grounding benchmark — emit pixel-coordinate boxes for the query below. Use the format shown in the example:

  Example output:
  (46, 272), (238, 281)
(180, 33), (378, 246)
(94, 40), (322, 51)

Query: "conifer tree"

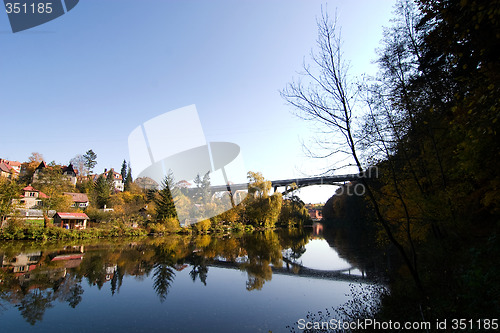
(154, 173), (177, 221)
(120, 160), (127, 181)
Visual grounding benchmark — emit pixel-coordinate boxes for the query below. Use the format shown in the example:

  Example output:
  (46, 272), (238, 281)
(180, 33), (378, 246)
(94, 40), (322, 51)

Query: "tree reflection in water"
(152, 245), (177, 303)
(17, 289), (53, 325)
(188, 253), (208, 286)
(0, 228), (383, 326)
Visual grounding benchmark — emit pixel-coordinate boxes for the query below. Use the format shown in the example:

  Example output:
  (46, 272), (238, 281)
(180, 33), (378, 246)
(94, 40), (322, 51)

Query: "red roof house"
(53, 212), (89, 230)
(16, 185), (49, 209)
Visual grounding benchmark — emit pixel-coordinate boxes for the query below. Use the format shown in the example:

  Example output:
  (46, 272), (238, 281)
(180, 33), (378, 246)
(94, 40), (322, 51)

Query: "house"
(50, 246), (85, 269)
(16, 185), (49, 209)
(107, 169), (124, 192)
(0, 159), (21, 173)
(32, 162), (77, 185)
(53, 212), (89, 230)
(61, 164), (78, 185)
(31, 161), (47, 183)
(0, 161), (20, 179)
(1, 251), (42, 274)
(63, 192), (89, 209)
(307, 207), (323, 221)
(93, 168), (124, 192)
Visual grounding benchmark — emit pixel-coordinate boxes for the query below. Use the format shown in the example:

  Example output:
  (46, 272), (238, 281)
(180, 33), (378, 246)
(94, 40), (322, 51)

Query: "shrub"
(193, 219), (211, 234)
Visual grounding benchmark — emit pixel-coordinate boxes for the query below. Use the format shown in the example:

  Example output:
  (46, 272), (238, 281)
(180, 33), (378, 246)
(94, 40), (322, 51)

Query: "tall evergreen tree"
(154, 173), (177, 221)
(94, 174), (111, 208)
(120, 160), (127, 182)
(124, 166), (133, 191)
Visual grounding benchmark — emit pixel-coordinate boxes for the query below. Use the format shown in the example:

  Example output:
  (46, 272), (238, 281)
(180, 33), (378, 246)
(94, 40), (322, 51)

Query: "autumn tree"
(19, 152), (44, 184)
(281, 10), (424, 292)
(32, 166), (74, 225)
(243, 172), (282, 228)
(69, 155), (86, 176)
(415, 0), (500, 216)
(247, 171), (271, 199)
(0, 178), (21, 224)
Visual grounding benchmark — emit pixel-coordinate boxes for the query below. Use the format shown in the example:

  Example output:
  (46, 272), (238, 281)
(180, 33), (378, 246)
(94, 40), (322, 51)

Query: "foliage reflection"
(0, 228), (382, 325)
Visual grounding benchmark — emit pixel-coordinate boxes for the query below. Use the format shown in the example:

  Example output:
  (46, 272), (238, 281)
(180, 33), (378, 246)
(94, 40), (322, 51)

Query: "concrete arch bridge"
(208, 170), (376, 198)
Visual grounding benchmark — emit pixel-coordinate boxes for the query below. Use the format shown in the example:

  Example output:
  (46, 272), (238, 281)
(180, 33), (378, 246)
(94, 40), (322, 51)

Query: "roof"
(101, 168), (123, 180)
(22, 185), (49, 198)
(0, 162), (17, 174)
(0, 162), (11, 173)
(55, 212), (89, 219)
(51, 254), (85, 261)
(0, 159), (21, 167)
(23, 185), (38, 192)
(63, 192), (89, 203)
(62, 164), (77, 175)
(176, 180), (192, 187)
(35, 161), (47, 170)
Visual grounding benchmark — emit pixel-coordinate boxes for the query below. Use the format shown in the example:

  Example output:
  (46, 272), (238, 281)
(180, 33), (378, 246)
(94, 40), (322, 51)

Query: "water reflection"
(0, 227), (386, 330)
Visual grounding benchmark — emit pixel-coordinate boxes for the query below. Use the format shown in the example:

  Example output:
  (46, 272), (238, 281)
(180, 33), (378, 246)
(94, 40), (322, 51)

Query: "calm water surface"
(0, 228), (385, 332)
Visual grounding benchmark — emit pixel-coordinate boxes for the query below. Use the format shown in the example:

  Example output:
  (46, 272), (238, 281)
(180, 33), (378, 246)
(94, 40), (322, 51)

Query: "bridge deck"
(206, 173), (368, 192)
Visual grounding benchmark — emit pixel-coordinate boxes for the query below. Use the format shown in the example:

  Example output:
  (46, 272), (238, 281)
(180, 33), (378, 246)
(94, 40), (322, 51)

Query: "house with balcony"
(16, 185), (49, 209)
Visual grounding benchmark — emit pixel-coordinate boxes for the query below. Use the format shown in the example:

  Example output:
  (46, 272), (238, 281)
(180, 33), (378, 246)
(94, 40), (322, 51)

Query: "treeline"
(149, 171), (311, 234)
(1, 153), (311, 235)
(362, 0), (499, 320)
(284, 0), (499, 322)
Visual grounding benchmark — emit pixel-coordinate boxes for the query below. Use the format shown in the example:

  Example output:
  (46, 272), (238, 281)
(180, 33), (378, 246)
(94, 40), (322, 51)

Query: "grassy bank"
(0, 224), (147, 241)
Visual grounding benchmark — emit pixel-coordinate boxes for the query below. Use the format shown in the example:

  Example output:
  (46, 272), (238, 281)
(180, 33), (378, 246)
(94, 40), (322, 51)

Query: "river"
(0, 226), (387, 332)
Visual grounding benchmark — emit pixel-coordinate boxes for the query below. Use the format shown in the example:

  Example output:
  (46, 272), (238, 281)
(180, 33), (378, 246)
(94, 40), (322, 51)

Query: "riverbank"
(0, 222), (287, 242)
(0, 224), (148, 241)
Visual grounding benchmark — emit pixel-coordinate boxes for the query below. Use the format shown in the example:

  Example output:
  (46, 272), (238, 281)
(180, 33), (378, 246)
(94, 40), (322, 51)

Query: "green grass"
(24, 219), (45, 226)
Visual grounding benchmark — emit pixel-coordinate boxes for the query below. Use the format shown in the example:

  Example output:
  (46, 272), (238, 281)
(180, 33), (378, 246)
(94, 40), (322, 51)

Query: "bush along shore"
(0, 224), (148, 241)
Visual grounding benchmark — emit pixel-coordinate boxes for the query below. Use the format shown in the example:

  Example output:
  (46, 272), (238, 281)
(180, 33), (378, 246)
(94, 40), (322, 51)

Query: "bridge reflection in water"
(0, 229), (386, 329)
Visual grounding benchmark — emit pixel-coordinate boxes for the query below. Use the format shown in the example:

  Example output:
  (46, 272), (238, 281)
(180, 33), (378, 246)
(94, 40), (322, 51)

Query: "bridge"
(205, 257), (377, 283)
(207, 171), (375, 195)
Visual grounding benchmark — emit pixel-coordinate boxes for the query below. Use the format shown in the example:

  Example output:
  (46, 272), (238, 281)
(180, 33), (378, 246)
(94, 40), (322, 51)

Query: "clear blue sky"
(0, 0), (395, 203)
